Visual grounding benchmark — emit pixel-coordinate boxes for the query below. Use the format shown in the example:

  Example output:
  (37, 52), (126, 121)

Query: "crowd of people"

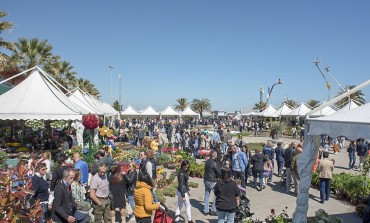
(8, 116), (370, 223)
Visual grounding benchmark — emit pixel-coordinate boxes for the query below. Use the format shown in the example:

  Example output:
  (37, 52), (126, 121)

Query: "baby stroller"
(234, 193), (254, 223)
(153, 203), (185, 223)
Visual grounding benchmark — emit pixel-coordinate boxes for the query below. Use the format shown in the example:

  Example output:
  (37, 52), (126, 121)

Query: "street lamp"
(109, 66), (114, 104)
(265, 78), (283, 107)
(118, 74), (122, 111)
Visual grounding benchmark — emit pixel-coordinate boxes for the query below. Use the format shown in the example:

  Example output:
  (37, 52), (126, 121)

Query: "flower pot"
(32, 128), (38, 131)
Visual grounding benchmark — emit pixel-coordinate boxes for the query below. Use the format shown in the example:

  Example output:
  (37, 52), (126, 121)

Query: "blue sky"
(2, 1), (370, 112)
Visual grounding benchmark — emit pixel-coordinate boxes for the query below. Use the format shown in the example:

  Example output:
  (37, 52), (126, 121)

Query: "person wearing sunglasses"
(31, 163), (49, 223)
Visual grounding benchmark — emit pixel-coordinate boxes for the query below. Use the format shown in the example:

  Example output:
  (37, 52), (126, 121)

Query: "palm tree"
(0, 11), (14, 69)
(76, 78), (100, 97)
(174, 98), (188, 111)
(335, 85), (366, 108)
(306, 99), (321, 109)
(45, 60), (77, 89)
(282, 98), (298, 109)
(112, 100), (121, 111)
(10, 38), (59, 70)
(253, 101), (266, 111)
(191, 98), (212, 118)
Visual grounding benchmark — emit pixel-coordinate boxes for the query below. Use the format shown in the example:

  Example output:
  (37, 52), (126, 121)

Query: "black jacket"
(177, 169), (190, 198)
(283, 147), (296, 168)
(251, 153), (264, 172)
(52, 181), (77, 223)
(50, 166), (69, 191)
(124, 169), (137, 194)
(204, 158), (221, 182)
(214, 179), (240, 212)
(357, 142), (369, 156)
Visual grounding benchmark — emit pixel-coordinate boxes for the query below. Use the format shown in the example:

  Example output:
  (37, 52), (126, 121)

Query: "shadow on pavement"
(190, 198), (204, 213)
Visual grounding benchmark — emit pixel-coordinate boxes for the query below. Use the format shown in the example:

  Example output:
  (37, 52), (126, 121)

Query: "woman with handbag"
(31, 163), (49, 223)
(109, 165), (127, 223)
(71, 169), (90, 223)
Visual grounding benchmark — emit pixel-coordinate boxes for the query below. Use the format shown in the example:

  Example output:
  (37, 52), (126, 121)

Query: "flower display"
(65, 146), (82, 159)
(50, 120), (68, 129)
(98, 126), (113, 137)
(82, 113), (99, 129)
(25, 119), (45, 130)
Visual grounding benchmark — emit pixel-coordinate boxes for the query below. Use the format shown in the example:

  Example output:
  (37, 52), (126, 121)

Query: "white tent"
(121, 105), (140, 117)
(241, 111), (258, 117)
(283, 103), (312, 117)
(255, 104), (277, 117)
(309, 105), (336, 117)
(338, 99), (359, 112)
(160, 106), (180, 117)
(140, 106), (160, 117)
(0, 69), (82, 120)
(68, 89), (103, 115)
(273, 103), (293, 117)
(180, 107), (199, 117)
(292, 80), (370, 222)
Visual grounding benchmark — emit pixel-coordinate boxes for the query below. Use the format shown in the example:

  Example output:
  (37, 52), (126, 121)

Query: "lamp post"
(265, 78), (282, 107)
(109, 66), (114, 104)
(118, 74), (122, 111)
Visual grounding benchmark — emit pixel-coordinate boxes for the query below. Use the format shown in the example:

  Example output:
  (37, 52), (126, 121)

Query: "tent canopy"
(283, 103), (311, 117)
(181, 107), (199, 117)
(337, 99), (359, 112)
(140, 106), (159, 117)
(0, 69), (82, 120)
(273, 103), (293, 117)
(255, 104), (277, 117)
(68, 89), (103, 115)
(292, 79), (370, 222)
(121, 105), (140, 116)
(160, 106), (180, 117)
(309, 105), (336, 118)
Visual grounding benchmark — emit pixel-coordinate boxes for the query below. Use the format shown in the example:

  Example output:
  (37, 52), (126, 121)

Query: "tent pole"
(0, 67), (36, 85)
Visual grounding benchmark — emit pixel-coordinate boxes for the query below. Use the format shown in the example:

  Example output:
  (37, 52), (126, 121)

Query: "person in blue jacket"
(231, 144), (249, 188)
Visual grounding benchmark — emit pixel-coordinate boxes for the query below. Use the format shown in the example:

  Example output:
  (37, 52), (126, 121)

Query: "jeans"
(349, 153), (356, 169)
(233, 170), (246, 188)
(128, 191), (135, 213)
(319, 178), (331, 203)
(253, 170), (263, 187)
(135, 217), (151, 223)
(269, 160), (275, 180)
(38, 202), (48, 223)
(217, 211), (236, 223)
(74, 211), (90, 223)
(277, 161), (284, 176)
(203, 180), (217, 213)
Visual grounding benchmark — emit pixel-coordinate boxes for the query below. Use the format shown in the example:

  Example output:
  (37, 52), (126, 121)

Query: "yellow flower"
(99, 126), (113, 137)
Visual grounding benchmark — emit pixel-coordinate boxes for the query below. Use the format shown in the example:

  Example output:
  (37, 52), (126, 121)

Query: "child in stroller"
(234, 179), (254, 223)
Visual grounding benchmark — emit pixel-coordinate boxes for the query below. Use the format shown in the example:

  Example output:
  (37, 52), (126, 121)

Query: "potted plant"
(50, 120), (68, 130)
(25, 119), (45, 131)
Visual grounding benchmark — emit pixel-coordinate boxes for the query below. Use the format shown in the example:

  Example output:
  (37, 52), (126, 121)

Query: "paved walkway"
(162, 135), (363, 222)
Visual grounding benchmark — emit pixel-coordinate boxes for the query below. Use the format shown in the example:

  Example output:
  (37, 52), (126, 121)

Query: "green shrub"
(356, 204), (367, 218)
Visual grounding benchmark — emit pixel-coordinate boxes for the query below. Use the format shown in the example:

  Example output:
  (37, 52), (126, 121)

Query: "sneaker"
(262, 185), (265, 189)
(256, 186), (261, 191)
(268, 179), (272, 182)
(209, 211), (218, 216)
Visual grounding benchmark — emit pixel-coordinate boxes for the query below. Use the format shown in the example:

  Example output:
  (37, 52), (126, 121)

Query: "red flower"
(82, 113), (99, 129)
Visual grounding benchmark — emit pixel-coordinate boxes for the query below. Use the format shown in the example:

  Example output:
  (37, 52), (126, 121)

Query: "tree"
(45, 60), (77, 89)
(282, 98), (298, 109)
(306, 99), (321, 109)
(10, 38), (59, 70)
(76, 78), (100, 97)
(112, 100), (121, 111)
(253, 101), (266, 111)
(0, 11), (14, 69)
(174, 98), (188, 111)
(191, 98), (212, 118)
(335, 85), (366, 108)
